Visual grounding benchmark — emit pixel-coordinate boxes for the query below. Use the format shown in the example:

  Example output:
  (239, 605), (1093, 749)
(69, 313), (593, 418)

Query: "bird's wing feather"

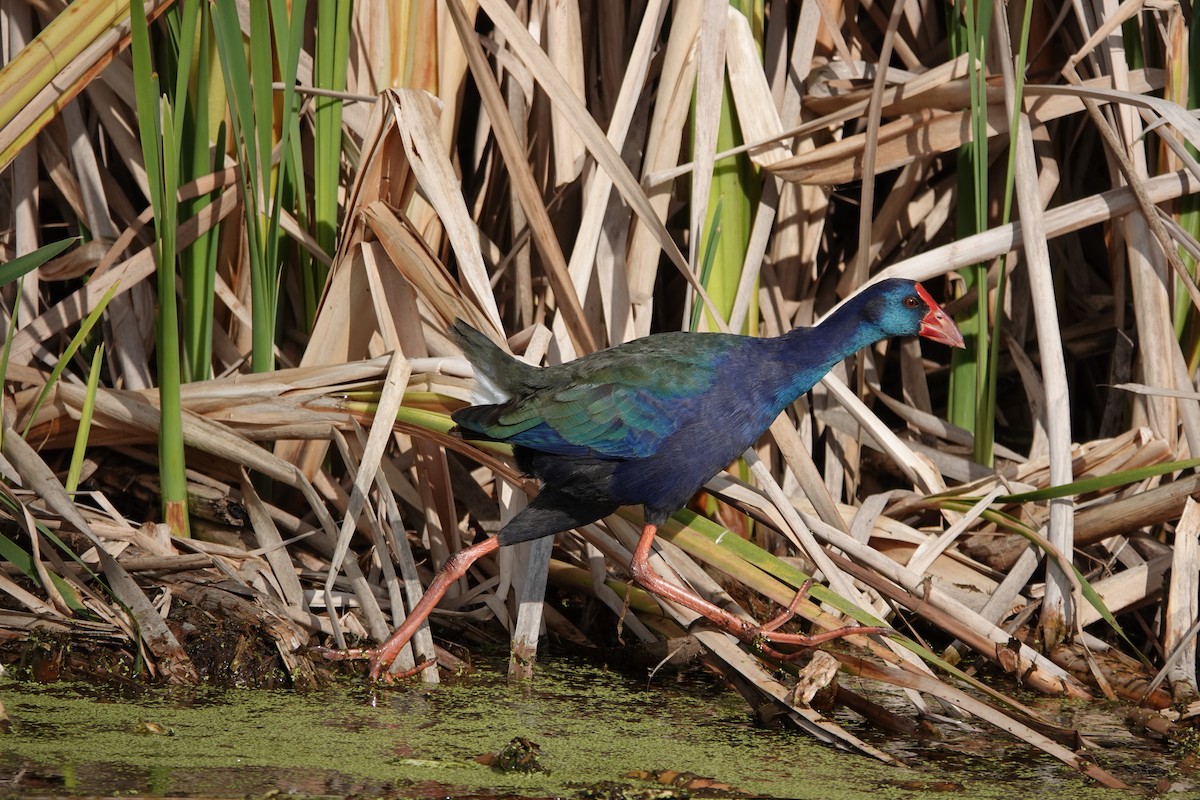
(454, 337), (730, 459)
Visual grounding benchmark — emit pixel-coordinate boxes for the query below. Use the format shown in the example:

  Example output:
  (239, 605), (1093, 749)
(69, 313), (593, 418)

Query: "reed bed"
(1, 0), (1198, 790)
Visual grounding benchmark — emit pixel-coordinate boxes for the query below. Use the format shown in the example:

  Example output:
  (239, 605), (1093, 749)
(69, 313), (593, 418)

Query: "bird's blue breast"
(607, 345), (796, 515)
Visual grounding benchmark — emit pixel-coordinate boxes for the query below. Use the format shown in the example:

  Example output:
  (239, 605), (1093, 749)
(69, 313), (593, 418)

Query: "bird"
(324, 278), (964, 679)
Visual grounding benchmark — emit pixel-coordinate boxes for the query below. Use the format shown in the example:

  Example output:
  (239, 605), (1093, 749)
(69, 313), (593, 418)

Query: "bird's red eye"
(904, 295), (920, 308)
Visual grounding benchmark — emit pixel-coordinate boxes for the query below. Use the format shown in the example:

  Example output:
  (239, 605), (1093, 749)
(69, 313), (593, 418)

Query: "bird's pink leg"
(629, 522), (889, 657)
(318, 536), (501, 680)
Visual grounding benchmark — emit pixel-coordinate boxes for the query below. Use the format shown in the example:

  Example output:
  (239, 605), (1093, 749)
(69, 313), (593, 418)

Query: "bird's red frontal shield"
(915, 283), (965, 349)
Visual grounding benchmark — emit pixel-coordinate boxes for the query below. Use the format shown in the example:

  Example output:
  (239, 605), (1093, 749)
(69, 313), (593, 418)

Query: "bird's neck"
(771, 294), (884, 400)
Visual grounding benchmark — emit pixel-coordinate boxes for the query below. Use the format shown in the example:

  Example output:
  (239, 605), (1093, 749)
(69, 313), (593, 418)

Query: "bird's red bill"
(915, 283), (966, 348)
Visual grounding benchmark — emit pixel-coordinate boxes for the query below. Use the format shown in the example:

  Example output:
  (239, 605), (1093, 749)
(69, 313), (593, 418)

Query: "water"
(0, 653), (1165, 798)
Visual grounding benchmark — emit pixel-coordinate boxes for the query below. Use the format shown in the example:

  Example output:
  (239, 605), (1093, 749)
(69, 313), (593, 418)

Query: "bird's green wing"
(454, 335), (730, 459)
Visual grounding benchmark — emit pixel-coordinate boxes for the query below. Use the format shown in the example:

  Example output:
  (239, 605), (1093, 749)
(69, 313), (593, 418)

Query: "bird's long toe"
(370, 656), (436, 682)
(313, 644), (372, 662)
(759, 623), (894, 652)
(759, 579), (816, 634)
(312, 642), (427, 682)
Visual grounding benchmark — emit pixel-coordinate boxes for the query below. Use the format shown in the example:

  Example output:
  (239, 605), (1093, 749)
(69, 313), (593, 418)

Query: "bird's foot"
(313, 643), (370, 663)
(312, 643), (381, 675)
(750, 624), (894, 661)
(374, 658), (437, 682)
(314, 644), (434, 682)
(759, 578), (815, 633)
(629, 522), (890, 662)
(743, 580), (893, 660)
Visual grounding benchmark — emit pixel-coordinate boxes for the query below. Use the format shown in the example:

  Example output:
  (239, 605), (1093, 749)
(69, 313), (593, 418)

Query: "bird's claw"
(312, 643), (389, 680)
(759, 578), (816, 634)
(378, 658), (438, 682)
(312, 644), (435, 682)
(729, 578), (892, 657)
(313, 644), (372, 662)
(750, 624), (895, 661)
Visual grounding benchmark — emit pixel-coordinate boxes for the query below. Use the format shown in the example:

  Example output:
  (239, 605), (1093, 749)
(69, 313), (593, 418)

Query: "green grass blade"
(0, 530), (39, 583)
(309, 0), (351, 328)
(689, 198), (723, 332)
(212, 0), (270, 370)
(211, 0), (307, 373)
(250, 1), (273, 213)
(20, 281), (119, 439)
(0, 486), (103, 611)
(129, 2), (163, 219)
(172, 0), (220, 382)
(1176, 15), (1200, 361)
(0, 279), (20, 449)
(166, 0), (199, 115)
(0, 237), (77, 287)
(64, 343), (104, 494)
(928, 455), (1200, 505)
(1000, 456), (1200, 502)
(698, 88), (757, 335)
(0, 529), (86, 613)
(265, 0), (307, 342)
(0, 243), (75, 448)
(976, 0), (1034, 467)
(156, 96), (190, 537)
(210, 1), (257, 182)
(947, 0), (994, 464)
(130, 3), (189, 537)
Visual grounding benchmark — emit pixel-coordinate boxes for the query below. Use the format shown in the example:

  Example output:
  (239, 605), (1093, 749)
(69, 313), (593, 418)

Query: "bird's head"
(862, 279), (965, 349)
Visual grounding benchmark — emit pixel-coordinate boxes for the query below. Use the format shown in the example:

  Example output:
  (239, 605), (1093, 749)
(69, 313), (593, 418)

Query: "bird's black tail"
(449, 319), (539, 401)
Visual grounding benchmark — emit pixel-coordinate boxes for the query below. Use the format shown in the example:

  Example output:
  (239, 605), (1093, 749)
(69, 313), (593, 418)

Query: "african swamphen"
(329, 278), (964, 678)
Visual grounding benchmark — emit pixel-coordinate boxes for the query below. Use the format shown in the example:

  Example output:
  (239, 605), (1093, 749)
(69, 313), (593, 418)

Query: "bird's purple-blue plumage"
(450, 279), (952, 545)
